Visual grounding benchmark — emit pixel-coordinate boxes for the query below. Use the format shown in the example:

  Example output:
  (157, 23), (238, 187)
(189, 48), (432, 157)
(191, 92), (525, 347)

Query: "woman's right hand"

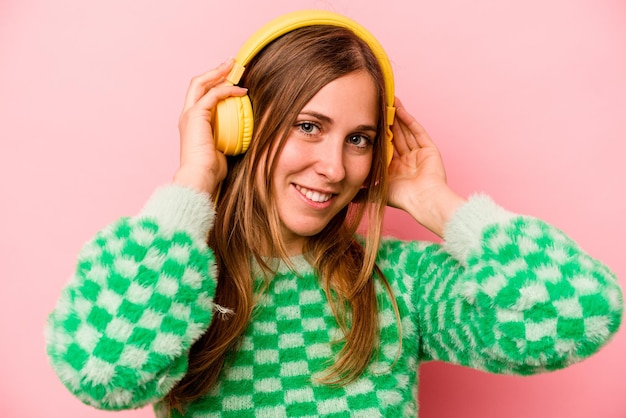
(173, 59), (248, 195)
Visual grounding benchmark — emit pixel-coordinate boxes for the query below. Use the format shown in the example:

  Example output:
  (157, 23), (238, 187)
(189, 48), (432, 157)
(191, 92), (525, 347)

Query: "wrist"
(407, 186), (466, 238)
(173, 166), (221, 196)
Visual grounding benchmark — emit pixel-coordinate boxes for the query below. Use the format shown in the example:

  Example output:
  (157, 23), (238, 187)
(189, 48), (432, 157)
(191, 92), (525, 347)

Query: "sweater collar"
(251, 253), (315, 278)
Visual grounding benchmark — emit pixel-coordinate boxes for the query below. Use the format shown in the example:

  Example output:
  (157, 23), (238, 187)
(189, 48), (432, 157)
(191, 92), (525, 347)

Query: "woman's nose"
(314, 138), (346, 182)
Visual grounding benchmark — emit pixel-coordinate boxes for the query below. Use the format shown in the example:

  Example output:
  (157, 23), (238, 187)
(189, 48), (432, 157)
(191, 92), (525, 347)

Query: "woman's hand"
(387, 98), (465, 237)
(173, 59), (248, 195)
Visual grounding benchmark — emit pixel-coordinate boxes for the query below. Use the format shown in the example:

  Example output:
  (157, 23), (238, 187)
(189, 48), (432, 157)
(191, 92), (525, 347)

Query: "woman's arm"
(46, 185), (218, 409)
(410, 196), (622, 373)
(46, 60), (247, 410)
(385, 100), (622, 373)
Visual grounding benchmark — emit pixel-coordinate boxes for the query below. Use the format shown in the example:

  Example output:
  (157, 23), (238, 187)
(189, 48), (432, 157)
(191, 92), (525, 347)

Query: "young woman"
(46, 12), (622, 417)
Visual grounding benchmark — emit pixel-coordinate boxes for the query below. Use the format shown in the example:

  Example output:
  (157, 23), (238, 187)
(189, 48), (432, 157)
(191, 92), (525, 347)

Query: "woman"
(46, 14), (622, 418)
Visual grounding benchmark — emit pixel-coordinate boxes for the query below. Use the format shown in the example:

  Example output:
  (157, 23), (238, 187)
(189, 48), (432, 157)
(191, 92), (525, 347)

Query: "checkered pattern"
(398, 206), (623, 376)
(47, 186), (622, 416)
(46, 215), (216, 410)
(169, 261), (420, 417)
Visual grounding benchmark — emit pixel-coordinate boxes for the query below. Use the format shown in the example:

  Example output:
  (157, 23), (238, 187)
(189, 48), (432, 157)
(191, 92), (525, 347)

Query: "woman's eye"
(347, 134), (372, 149)
(297, 122), (320, 135)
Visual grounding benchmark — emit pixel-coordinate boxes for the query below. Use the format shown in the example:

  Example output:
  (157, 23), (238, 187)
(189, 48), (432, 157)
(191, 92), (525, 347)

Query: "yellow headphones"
(212, 9), (396, 164)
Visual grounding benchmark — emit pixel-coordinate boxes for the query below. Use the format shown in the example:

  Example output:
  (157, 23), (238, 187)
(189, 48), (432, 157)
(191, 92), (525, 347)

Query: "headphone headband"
(226, 10), (396, 128)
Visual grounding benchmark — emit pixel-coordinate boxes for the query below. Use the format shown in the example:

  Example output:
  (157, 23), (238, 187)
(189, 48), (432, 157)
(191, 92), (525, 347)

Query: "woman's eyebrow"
(299, 110), (332, 123)
(299, 110), (378, 133)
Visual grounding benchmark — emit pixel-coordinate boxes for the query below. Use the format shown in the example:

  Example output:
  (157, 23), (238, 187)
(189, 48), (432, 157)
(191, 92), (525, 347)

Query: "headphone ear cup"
(213, 95), (254, 155)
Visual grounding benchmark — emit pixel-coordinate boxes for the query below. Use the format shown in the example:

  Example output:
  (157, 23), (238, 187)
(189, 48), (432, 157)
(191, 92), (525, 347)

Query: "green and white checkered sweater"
(46, 185), (623, 417)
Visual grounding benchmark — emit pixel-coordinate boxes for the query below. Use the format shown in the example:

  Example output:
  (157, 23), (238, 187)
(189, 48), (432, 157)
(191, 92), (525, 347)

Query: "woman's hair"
(166, 25), (399, 410)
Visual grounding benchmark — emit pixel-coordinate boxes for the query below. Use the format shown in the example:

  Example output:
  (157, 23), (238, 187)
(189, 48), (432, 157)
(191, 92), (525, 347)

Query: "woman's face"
(269, 70), (379, 255)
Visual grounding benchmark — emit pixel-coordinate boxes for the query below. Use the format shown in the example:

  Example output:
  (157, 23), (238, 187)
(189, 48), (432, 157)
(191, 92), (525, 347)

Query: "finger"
(391, 98), (413, 154)
(179, 84), (248, 131)
(182, 59), (235, 113)
(394, 98), (420, 151)
(391, 116), (411, 156)
(189, 84), (249, 120)
(399, 113), (419, 150)
(396, 104), (435, 149)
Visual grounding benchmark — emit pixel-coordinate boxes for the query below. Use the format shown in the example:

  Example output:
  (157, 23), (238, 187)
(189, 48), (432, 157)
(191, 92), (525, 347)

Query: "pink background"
(1, 0), (625, 417)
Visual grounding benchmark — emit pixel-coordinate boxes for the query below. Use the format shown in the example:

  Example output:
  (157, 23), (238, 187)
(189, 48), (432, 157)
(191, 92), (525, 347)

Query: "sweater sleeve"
(46, 185), (218, 410)
(409, 194), (623, 374)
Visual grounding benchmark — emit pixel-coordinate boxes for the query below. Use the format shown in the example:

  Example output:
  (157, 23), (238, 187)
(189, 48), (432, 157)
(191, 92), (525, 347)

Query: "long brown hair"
(166, 25), (399, 410)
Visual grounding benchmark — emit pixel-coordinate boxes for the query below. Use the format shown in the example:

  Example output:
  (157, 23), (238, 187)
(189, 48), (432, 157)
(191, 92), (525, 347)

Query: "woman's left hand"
(387, 98), (465, 237)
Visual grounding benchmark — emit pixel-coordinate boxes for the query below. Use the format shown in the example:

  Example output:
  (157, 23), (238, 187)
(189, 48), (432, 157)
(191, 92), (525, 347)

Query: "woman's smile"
(294, 184), (334, 204)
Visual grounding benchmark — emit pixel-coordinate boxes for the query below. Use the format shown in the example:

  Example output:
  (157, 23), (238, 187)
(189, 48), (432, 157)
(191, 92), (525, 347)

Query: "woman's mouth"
(294, 185), (333, 203)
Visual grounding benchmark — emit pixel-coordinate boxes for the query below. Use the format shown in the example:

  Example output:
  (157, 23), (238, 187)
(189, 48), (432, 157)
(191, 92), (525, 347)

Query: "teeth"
(295, 185), (332, 203)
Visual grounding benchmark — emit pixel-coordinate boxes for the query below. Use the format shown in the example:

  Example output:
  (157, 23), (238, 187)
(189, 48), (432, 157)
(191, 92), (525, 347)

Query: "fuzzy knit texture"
(46, 185), (623, 417)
